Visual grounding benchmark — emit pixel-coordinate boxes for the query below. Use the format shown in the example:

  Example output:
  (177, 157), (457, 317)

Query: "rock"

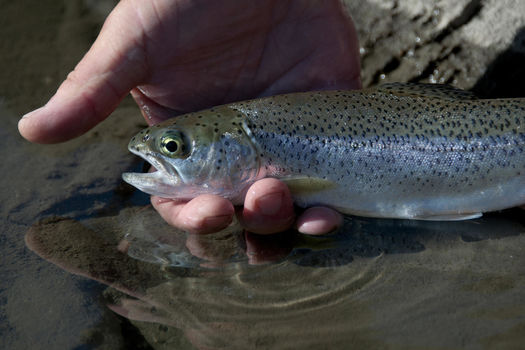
(344, 0), (525, 97)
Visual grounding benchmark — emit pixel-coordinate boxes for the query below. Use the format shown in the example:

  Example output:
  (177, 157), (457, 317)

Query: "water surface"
(23, 206), (525, 349)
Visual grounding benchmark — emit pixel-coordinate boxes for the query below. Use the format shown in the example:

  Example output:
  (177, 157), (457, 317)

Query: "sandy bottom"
(1, 0), (525, 349)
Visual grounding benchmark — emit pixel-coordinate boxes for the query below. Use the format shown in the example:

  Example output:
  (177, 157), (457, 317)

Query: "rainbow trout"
(123, 83), (525, 220)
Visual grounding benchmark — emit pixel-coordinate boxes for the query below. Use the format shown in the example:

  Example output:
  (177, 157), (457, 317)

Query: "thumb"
(18, 4), (148, 143)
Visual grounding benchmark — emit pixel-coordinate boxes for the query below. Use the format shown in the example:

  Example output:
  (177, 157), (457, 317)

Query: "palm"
(123, 0), (360, 115)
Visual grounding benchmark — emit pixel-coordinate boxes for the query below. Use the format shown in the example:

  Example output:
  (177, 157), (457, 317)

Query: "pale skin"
(18, 0), (361, 235)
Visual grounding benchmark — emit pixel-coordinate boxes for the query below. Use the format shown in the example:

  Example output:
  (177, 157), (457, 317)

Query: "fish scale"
(123, 83), (525, 220)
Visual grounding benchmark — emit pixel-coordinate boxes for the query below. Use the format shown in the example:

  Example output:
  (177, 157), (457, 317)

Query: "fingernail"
(20, 106), (44, 121)
(297, 221), (338, 235)
(296, 207), (343, 235)
(184, 214), (231, 234)
(255, 192), (283, 216)
(202, 214), (232, 229)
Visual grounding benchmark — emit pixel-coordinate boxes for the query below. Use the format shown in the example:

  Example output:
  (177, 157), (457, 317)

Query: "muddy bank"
(345, 0), (525, 96)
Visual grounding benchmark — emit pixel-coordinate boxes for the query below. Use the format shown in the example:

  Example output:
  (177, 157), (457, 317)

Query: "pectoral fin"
(280, 176), (336, 195)
(412, 213), (483, 221)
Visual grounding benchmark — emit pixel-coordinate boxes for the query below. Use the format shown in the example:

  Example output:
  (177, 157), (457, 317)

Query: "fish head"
(122, 106), (261, 202)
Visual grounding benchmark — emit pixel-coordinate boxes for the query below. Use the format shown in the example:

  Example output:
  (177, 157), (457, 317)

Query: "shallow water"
(2, 0), (525, 349)
(22, 207), (525, 349)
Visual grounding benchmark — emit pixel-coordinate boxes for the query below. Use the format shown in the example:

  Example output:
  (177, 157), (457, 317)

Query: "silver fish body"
(123, 83), (525, 220)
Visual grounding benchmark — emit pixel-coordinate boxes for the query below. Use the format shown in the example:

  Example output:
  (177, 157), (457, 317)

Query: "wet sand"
(1, 0), (525, 349)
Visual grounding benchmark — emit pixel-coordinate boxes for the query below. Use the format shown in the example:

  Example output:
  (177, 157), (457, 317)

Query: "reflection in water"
(25, 207), (525, 349)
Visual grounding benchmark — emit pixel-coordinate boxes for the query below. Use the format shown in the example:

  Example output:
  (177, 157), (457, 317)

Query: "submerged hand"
(18, 0), (360, 235)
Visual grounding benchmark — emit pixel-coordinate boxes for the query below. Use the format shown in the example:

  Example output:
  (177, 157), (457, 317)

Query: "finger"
(244, 231), (293, 265)
(18, 2), (148, 143)
(130, 88), (179, 125)
(151, 194), (234, 235)
(185, 232), (238, 267)
(296, 206), (343, 235)
(239, 178), (295, 235)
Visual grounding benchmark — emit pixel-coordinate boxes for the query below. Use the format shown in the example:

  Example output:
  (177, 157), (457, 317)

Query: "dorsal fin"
(376, 82), (478, 100)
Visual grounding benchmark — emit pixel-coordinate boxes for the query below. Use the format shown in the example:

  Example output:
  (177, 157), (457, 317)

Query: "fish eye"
(158, 131), (188, 157)
(165, 140), (178, 153)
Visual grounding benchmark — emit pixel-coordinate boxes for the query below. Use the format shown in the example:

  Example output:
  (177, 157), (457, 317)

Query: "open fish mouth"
(122, 149), (182, 198)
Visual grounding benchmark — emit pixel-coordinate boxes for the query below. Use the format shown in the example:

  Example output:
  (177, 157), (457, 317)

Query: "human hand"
(18, 0), (360, 235)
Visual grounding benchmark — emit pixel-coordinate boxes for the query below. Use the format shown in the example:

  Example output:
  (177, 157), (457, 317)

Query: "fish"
(122, 83), (525, 221)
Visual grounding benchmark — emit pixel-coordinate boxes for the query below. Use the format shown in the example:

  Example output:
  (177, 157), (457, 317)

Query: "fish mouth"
(122, 148), (182, 198)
